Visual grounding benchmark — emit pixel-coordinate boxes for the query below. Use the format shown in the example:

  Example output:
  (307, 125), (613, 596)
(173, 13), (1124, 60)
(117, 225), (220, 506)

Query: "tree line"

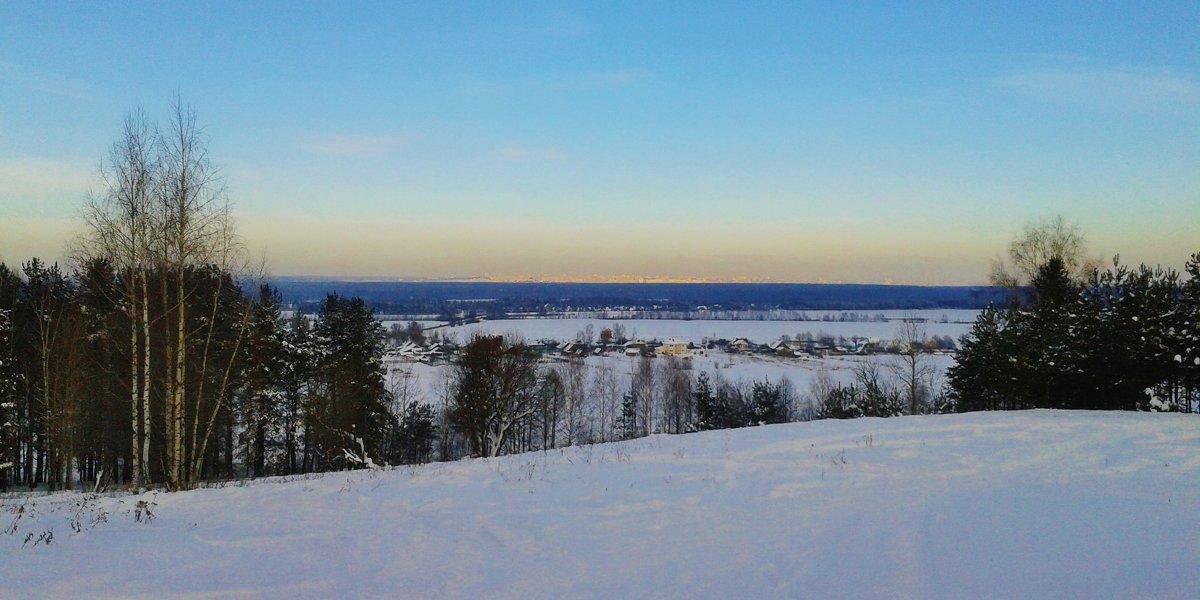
(438, 334), (800, 459)
(946, 216), (1199, 412)
(438, 326), (953, 459)
(0, 103), (439, 492)
(949, 252), (1200, 412)
(0, 258), (440, 492)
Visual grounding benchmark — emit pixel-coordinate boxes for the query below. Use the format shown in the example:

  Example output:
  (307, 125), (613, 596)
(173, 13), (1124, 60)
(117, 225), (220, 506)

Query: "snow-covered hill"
(4, 411), (1198, 599)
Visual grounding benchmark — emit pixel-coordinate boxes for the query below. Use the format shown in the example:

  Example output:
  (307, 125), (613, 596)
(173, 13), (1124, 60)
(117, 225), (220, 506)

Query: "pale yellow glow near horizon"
(0, 217), (82, 267)
(229, 213), (1007, 285)
(3, 212), (1195, 286)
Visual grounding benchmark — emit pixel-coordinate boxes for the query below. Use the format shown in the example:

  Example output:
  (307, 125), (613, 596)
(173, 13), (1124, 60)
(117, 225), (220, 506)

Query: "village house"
(384, 341), (451, 366)
(851, 337), (882, 354)
(768, 339), (810, 358)
(656, 338), (690, 357)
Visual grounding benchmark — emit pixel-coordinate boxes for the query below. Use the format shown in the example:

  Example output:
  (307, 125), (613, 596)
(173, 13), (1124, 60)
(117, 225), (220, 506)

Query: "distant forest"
(269, 280), (1008, 317)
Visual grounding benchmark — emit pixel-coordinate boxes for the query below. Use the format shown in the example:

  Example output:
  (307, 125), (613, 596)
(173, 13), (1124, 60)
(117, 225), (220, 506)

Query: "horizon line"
(265, 274), (998, 287)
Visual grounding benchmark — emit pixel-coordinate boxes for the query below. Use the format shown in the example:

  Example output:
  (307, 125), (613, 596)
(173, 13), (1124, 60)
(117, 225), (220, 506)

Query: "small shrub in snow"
(134, 497), (157, 524)
(22, 529), (52, 548)
(4, 498), (30, 535)
(69, 494), (108, 534)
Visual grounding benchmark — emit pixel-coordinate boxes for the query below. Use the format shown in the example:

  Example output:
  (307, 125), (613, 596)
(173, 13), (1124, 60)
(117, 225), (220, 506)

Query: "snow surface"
(432, 314), (974, 346)
(3, 411), (1198, 599)
(386, 314), (968, 411)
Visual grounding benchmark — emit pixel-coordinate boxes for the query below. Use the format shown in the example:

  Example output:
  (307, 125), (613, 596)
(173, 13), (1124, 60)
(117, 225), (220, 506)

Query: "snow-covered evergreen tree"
(1183, 253), (1200, 411)
(617, 391), (640, 440)
(309, 294), (390, 470)
(690, 372), (718, 431)
(0, 302), (18, 490)
(240, 284), (288, 477)
(284, 310), (316, 474)
(951, 251), (1200, 413)
(749, 380), (789, 425)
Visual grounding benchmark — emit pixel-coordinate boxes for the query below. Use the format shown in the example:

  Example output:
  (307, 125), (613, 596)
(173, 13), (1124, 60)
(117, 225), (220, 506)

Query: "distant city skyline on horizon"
(2, 2), (1197, 285)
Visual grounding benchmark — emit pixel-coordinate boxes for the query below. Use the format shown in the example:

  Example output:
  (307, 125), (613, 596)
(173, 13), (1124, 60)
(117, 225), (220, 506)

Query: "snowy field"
(385, 313), (971, 409)
(3, 411), (1197, 599)
(428, 311), (977, 346)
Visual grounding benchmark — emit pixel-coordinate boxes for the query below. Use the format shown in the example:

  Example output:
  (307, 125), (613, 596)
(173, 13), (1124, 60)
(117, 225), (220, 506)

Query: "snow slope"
(3, 411), (1198, 599)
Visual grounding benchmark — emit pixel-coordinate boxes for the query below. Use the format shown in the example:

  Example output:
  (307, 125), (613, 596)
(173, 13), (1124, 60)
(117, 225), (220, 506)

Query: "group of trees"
(0, 264), (438, 491)
(442, 327), (952, 460)
(0, 103), (436, 491)
(795, 316), (951, 420)
(810, 363), (909, 420)
(66, 101), (250, 491)
(3, 249), (949, 485)
(806, 352), (954, 421)
(949, 217), (1199, 413)
(0, 256), (239, 491)
(949, 253), (1200, 412)
(690, 373), (792, 431)
(386, 321), (427, 346)
(443, 335), (800, 457)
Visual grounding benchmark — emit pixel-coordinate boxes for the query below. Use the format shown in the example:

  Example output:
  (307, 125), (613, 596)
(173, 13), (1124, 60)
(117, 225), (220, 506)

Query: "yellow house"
(656, 338), (690, 357)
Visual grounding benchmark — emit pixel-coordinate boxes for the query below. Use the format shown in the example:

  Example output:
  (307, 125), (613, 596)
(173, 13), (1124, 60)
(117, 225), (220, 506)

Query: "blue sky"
(1, 2), (1197, 283)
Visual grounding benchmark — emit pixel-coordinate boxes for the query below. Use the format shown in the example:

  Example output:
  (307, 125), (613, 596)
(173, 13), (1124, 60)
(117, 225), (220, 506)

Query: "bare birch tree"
(79, 109), (158, 490)
(557, 358), (587, 446)
(590, 359), (621, 442)
(633, 356), (656, 435)
(81, 101), (247, 489)
(157, 99), (226, 487)
(889, 316), (936, 415)
(991, 215), (1099, 289)
(658, 357), (693, 434)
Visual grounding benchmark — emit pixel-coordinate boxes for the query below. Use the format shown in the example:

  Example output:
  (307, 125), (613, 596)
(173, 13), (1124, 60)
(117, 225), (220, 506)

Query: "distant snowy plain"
(3, 411), (1197, 599)
(394, 310), (978, 346)
(385, 312), (972, 408)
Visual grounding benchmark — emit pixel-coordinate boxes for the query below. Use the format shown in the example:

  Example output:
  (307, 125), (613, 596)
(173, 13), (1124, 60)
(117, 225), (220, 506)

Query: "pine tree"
(1182, 253), (1200, 411)
(617, 391), (640, 440)
(282, 310), (314, 474)
(749, 380), (789, 425)
(691, 372), (717, 431)
(393, 400), (437, 465)
(73, 257), (127, 489)
(241, 284), (288, 477)
(0, 275), (19, 491)
(19, 259), (82, 491)
(1024, 257), (1079, 408)
(947, 305), (1012, 411)
(310, 294), (390, 470)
